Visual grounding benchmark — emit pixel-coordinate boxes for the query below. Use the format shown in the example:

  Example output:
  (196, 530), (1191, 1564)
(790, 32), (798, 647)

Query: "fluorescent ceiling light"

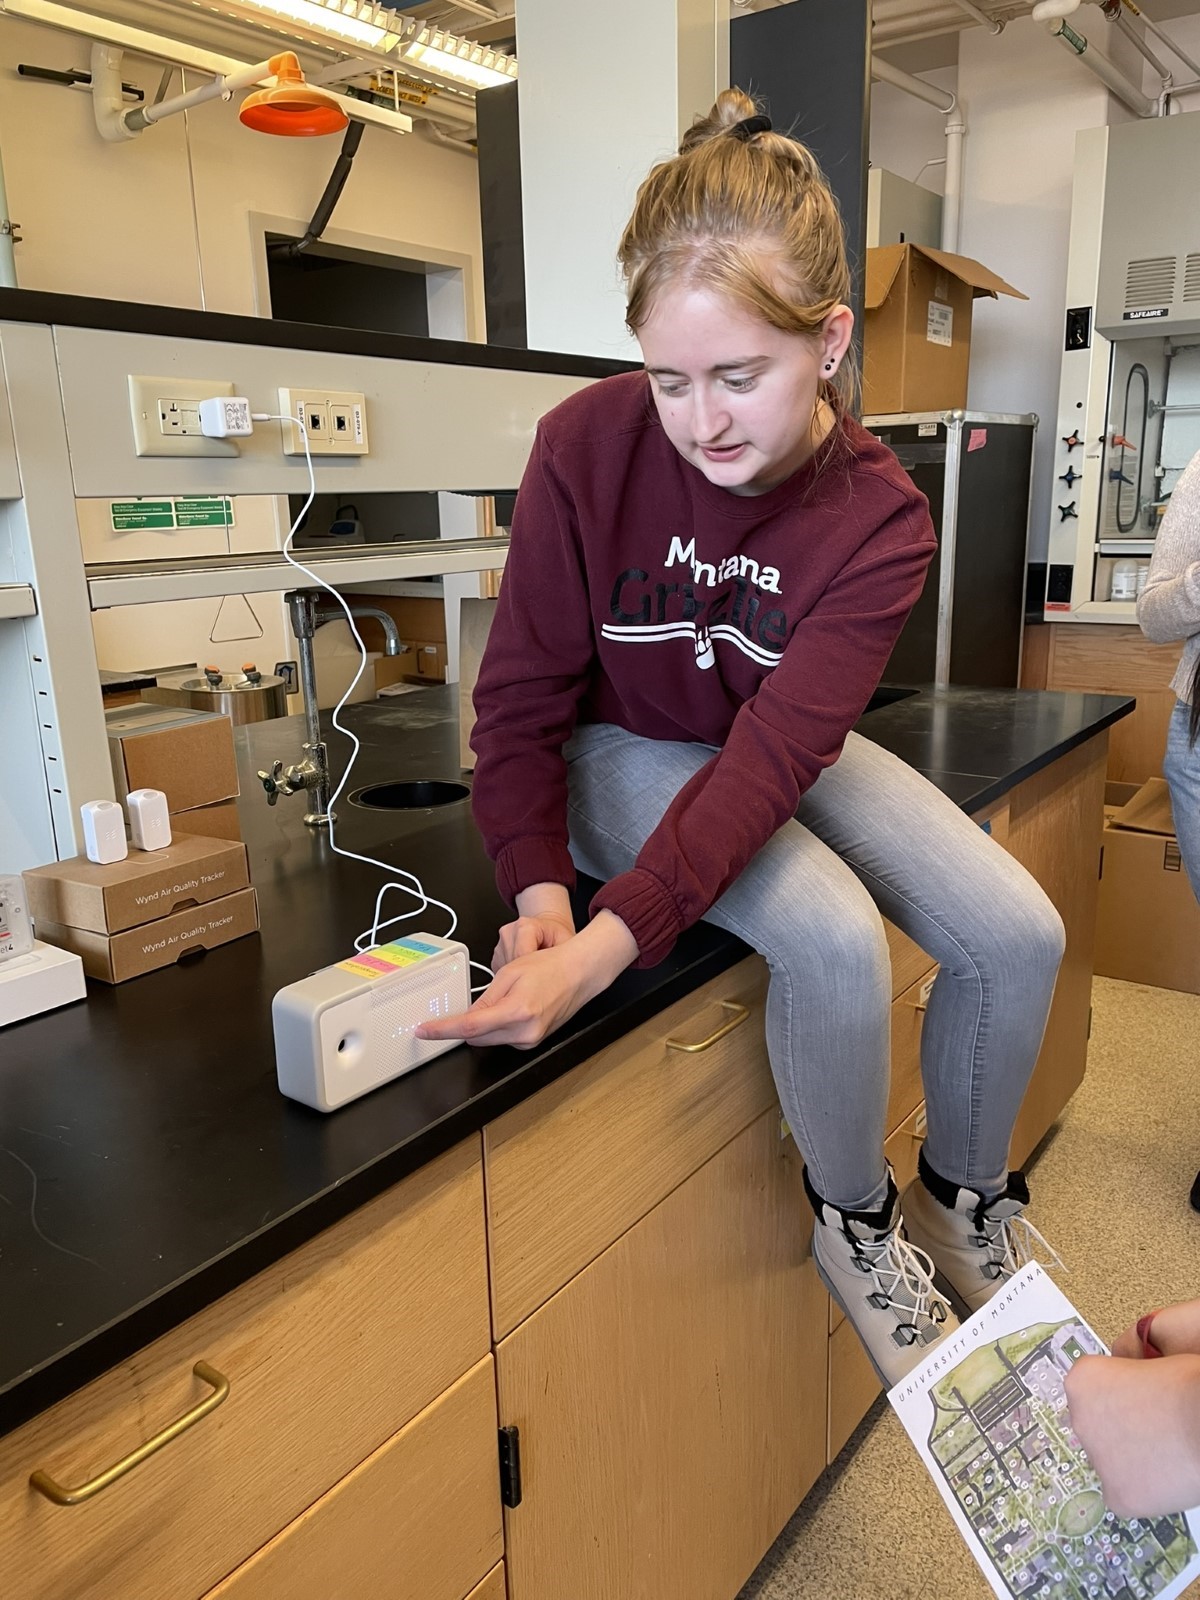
(238, 0), (393, 50)
(400, 29), (517, 90)
(212, 2), (518, 90)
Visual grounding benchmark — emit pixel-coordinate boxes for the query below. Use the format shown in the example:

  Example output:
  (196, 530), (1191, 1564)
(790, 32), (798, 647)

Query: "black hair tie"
(730, 114), (772, 142)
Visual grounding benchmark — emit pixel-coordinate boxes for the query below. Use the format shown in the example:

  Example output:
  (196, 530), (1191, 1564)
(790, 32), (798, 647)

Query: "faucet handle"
(257, 760), (284, 805)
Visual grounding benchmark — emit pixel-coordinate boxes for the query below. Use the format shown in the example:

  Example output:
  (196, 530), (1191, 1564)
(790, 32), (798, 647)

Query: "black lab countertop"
(0, 683), (1131, 1433)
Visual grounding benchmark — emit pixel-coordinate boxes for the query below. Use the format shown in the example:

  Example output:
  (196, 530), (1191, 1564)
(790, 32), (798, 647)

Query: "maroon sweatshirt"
(470, 371), (936, 968)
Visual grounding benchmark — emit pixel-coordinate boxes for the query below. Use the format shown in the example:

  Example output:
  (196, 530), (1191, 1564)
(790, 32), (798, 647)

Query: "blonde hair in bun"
(619, 87), (856, 411)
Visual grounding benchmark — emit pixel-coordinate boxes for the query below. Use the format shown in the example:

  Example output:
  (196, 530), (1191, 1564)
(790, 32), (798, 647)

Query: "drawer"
(485, 955), (773, 1337)
(828, 1102), (927, 1335)
(415, 641), (448, 681)
(883, 918), (935, 1000)
(0, 1140), (490, 1600)
(885, 969), (936, 1137)
(202, 1358), (502, 1600)
(467, 1566), (506, 1600)
(827, 1312), (881, 1463)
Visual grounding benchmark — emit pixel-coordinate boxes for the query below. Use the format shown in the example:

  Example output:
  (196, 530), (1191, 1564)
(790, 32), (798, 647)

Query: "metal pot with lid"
(140, 662), (291, 724)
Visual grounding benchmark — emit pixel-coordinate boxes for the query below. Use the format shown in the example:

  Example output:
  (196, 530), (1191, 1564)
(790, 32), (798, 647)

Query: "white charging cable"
(252, 410), (493, 994)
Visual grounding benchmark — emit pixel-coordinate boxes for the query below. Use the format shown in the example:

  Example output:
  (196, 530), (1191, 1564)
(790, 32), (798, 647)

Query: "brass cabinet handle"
(30, 1361), (229, 1506)
(667, 999), (749, 1054)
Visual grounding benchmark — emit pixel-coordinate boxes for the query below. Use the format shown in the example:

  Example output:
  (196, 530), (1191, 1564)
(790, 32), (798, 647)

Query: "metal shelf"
(85, 539), (509, 609)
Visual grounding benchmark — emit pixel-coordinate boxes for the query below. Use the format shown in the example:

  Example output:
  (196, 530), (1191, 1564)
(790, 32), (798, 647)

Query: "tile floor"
(739, 976), (1200, 1600)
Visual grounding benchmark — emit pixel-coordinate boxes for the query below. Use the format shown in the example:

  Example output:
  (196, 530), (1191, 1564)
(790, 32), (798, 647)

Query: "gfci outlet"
(128, 375), (239, 458)
(277, 388), (369, 456)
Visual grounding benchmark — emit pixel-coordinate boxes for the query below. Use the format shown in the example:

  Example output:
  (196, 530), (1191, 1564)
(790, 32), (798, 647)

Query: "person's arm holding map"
(1066, 1298), (1200, 1518)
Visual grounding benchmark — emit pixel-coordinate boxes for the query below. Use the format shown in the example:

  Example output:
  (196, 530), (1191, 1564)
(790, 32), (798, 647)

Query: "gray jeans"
(1164, 700), (1200, 902)
(564, 724), (1066, 1212)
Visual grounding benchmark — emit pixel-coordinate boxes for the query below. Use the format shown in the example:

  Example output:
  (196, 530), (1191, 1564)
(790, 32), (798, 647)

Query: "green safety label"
(110, 497), (235, 532)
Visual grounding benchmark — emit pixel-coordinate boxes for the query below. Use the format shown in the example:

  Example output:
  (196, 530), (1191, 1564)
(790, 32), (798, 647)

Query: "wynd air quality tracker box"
(273, 934), (470, 1111)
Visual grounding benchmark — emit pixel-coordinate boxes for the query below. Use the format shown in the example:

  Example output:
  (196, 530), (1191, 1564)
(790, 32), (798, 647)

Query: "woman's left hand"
(416, 911), (638, 1050)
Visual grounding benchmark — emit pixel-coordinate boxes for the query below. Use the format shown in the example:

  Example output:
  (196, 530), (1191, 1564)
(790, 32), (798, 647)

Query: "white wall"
(0, 17), (483, 317)
(869, 16), (1155, 563)
(518, 0), (727, 360)
(0, 13), (485, 679)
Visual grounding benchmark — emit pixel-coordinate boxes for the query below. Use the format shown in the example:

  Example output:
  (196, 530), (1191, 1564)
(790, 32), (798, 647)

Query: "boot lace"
(978, 1211), (1065, 1281)
(852, 1229), (952, 1346)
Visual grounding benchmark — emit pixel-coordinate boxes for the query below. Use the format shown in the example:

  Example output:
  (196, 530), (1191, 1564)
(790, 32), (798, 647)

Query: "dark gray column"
(475, 81), (527, 348)
(730, 0), (871, 336)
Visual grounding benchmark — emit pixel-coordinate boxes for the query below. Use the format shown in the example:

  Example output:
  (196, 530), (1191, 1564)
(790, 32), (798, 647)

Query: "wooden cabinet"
(1004, 736), (1108, 1165)
(202, 1358), (502, 1600)
(496, 1108), (827, 1600)
(0, 733), (1110, 1600)
(0, 1142), (492, 1600)
(485, 957), (773, 1337)
(1035, 623), (1179, 786)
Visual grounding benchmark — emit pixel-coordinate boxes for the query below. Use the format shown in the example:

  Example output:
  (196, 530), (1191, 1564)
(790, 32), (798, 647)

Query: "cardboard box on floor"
(1094, 778), (1200, 994)
(863, 244), (1027, 415)
(106, 703), (239, 813)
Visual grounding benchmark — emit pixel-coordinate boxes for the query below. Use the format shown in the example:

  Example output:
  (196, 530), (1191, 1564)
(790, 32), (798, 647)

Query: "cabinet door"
(497, 1109), (826, 1600)
(200, 1359), (501, 1600)
(1002, 734), (1107, 1164)
(1, 1141), (489, 1600)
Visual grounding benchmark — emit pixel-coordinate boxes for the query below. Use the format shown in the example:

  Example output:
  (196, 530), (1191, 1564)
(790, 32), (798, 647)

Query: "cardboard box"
(863, 244), (1026, 415)
(36, 888), (259, 984)
(1094, 778), (1200, 994)
(23, 834), (250, 936)
(171, 799), (243, 842)
(106, 703), (239, 812)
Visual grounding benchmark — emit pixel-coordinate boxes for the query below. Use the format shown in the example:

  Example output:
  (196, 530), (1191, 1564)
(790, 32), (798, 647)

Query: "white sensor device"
(81, 800), (128, 864)
(273, 933), (471, 1112)
(127, 788), (173, 852)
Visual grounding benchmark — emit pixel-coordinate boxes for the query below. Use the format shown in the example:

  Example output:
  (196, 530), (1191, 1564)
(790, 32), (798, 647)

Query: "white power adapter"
(273, 934), (470, 1112)
(199, 396), (254, 438)
(81, 800), (128, 864)
(127, 788), (173, 851)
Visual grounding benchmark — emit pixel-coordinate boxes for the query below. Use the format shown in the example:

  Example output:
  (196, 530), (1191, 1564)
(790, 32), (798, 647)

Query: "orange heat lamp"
(239, 53), (349, 137)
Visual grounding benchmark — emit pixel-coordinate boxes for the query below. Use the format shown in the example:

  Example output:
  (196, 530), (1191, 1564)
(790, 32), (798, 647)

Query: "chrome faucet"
(257, 590), (402, 827)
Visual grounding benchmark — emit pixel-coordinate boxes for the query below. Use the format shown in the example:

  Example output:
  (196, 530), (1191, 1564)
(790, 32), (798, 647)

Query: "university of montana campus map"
(891, 1265), (1200, 1600)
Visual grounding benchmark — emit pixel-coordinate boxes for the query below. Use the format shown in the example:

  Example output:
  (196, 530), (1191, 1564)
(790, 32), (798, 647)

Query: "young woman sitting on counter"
(419, 90), (1067, 1385)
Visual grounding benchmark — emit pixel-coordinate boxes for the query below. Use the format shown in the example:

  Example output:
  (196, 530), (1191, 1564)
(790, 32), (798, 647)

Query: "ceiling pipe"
(869, 58), (965, 254)
(1114, 11), (1172, 90)
(947, 0), (1004, 33)
(1043, 17), (1157, 116)
(1121, 0), (1200, 82)
(871, 54), (956, 112)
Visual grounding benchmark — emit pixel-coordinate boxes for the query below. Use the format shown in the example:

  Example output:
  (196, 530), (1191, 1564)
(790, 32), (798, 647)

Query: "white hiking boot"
(901, 1149), (1063, 1318)
(804, 1166), (958, 1387)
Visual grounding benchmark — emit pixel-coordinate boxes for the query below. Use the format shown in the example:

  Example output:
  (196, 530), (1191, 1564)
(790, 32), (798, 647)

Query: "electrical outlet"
(159, 400), (203, 436)
(277, 388), (369, 456)
(129, 375), (239, 457)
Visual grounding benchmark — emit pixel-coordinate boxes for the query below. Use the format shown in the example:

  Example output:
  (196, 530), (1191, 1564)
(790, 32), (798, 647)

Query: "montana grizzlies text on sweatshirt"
(470, 372), (937, 968)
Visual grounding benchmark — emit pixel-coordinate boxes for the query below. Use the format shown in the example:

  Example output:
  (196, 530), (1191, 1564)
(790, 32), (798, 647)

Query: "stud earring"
(824, 360), (835, 372)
